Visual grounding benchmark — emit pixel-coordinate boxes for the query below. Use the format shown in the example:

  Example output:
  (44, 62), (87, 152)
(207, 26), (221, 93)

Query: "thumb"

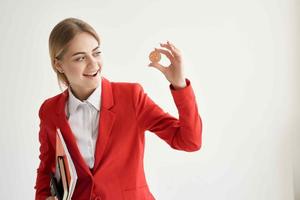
(148, 62), (166, 73)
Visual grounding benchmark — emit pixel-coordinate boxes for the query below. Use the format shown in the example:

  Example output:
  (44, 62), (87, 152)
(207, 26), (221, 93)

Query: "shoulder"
(38, 91), (64, 120)
(110, 80), (144, 95)
(111, 80), (142, 89)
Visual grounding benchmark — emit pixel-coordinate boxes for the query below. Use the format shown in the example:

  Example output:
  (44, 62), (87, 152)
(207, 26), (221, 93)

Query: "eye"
(94, 51), (102, 56)
(76, 56), (85, 62)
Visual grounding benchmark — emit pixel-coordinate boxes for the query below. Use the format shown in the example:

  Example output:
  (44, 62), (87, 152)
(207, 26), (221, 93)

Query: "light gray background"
(0, 0), (299, 199)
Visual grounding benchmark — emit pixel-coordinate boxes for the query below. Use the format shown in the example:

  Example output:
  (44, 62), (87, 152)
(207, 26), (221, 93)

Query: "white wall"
(0, 0), (298, 199)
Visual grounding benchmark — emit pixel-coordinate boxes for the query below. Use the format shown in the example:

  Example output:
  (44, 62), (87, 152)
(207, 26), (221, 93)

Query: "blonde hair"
(48, 17), (101, 91)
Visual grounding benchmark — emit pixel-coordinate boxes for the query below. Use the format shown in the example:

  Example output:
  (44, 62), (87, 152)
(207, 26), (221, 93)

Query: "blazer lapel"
(55, 88), (92, 177)
(55, 76), (116, 176)
(93, 77), (116, 172)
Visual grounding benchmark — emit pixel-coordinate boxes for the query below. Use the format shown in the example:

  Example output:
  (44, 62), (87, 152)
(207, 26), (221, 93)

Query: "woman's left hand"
(148, 41), (187, 89)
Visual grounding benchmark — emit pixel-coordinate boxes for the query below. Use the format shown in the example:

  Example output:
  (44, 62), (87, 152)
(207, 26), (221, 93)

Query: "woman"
(34, 17), (202, 200)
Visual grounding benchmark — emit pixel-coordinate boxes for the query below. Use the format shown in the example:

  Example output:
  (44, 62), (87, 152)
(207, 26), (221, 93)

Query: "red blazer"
(34, 76), (202, 200)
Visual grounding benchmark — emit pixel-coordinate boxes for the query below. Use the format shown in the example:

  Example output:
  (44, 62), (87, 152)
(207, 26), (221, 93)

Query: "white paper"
(57, 128), (78, 200)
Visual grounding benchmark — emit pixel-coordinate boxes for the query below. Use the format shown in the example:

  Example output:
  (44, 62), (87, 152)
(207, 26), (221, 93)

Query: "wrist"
(172, 79), (187, 90)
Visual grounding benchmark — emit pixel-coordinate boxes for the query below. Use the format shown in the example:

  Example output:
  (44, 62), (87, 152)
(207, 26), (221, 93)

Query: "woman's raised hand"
(148, 41), (187, 89)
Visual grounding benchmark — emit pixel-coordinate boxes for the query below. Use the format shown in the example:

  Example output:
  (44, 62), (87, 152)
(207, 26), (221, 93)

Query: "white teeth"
(84, 70), (98, 76)
(84, 70), (99, 77)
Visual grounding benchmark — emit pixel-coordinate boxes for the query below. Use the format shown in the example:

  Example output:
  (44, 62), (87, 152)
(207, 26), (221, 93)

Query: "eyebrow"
(71, 46), (100, 57)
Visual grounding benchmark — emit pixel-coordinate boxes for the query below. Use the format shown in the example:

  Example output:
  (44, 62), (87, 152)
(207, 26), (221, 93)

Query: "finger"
(168, 41), (182, 62)
(160, 41), (181, 60)
(159, 42), (173, 53)
(167, 40), (181, 52)
(154, 48), (174, 62)
(167, 40), (182, 58)
(148, 62), (167, 73)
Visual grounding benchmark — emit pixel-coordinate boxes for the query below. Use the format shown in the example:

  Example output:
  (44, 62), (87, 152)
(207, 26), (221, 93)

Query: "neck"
(69, 85), (97, 101)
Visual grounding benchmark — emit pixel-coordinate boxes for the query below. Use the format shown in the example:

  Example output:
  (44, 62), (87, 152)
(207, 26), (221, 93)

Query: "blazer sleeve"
(34, 101), (55, 200)
(132, 78), (202, 152)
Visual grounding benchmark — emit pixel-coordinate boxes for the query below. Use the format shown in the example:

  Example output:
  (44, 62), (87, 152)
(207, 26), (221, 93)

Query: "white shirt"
(65, 82), (102, 169)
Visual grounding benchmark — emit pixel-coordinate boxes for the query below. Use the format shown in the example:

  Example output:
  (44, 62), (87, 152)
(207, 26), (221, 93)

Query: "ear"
(54, 58), (64, 73)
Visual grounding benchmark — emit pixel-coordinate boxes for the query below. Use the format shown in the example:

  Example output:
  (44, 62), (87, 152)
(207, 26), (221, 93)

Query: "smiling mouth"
(83, 69), (100, 77)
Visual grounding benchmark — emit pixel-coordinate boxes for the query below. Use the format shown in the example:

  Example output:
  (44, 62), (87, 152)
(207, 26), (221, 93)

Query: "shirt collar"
(68, 81), (102, 115)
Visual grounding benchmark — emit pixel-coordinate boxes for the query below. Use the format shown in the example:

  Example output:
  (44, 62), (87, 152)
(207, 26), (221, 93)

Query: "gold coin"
(149, 50), (161, 63)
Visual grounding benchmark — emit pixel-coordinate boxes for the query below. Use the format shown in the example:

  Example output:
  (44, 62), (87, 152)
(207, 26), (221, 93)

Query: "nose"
(87, 54), (97, 63)
(86, 55), (99, 69)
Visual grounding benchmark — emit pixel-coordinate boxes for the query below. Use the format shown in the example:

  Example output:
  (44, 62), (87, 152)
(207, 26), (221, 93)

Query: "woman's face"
(55, 32), (103, 91)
